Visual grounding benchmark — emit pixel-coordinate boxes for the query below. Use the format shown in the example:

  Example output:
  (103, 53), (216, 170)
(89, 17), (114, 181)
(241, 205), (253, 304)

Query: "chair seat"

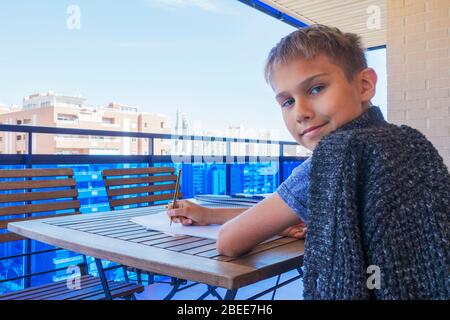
(0, 275), (144, 300)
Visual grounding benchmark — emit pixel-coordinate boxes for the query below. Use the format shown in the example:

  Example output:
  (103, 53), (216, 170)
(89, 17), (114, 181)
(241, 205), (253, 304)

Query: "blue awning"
(238, 0), (386, 49)
(237, 0), (308, 28)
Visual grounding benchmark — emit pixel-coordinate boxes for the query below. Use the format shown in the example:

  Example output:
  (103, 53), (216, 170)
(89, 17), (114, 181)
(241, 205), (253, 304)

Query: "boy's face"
(271, 54), (376, 150)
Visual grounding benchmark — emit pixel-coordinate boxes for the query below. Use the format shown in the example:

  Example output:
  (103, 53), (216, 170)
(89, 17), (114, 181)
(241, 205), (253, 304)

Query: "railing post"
(278, 143), (284, 185)
(24, 131), (33, 289)
(148, 137), (154, 167)
(225, 141), (232, 195)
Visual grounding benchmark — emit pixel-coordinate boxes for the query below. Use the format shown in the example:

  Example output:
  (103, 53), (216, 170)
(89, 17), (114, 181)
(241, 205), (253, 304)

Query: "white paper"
(130, 212), (282, 243)
(130, 212), (222, 239)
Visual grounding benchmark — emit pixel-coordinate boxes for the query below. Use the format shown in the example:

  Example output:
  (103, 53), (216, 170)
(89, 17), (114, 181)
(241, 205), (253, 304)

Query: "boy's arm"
(167, 200), (246, 225)
(217, 192), (301, 257)
(202, 207), (247, 225)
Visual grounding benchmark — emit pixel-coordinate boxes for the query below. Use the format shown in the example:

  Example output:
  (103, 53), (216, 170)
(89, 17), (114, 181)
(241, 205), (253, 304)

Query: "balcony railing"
(0, 123), (308, 295)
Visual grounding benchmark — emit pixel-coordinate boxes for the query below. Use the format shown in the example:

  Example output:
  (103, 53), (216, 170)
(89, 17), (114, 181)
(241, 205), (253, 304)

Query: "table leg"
(197, 285), (223, 300)
(163, 279), (182, 300)
(224, 289), (237, 300)
(95, 258), (112, 300)
(122, 266), (130, 282)
(271, 274), (282, 300)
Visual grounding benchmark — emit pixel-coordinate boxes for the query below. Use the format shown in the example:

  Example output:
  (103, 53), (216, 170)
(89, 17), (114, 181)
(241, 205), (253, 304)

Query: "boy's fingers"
(175, 200), (187, 208)
(180, 218), (193, 226)
(295, 228), (307, 238)
(166, 200), (187, 210)
(167, 208), (187, 217)
(281, 226), (307, 238)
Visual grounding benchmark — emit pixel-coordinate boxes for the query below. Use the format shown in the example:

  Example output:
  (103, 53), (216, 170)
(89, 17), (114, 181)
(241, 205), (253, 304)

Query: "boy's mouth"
(300, 122), (329, 137)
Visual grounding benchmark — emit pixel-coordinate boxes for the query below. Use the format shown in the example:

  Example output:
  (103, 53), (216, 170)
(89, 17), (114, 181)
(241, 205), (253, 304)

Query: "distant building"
(0, 104), (9, 114)
(227, 125), (246, 157)
(226, 125), (285, 158)
(174, 110), (191, 155)
(23, 91), (86, 110)
(0, 91), (171, 155)
(203, 129), (226, 156)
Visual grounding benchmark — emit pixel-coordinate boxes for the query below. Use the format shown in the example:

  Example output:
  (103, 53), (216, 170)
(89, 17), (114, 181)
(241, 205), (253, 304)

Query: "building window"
(160, 122), (164, 128)
(102, 117), (114, 124)
(16, 135), (22, 141)
(40, 101), (50, 108)
(57, 114), (78, 122)
(16, 120), (22, 125)
(144, 123), (148, 128)
(23, 119), (32, 125)
(131, 138), (137, 142)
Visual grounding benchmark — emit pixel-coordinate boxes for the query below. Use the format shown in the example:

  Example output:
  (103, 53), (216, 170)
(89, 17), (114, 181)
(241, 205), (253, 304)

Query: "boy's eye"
(309, 85), (325, 95)
(281, 98), (295, 108)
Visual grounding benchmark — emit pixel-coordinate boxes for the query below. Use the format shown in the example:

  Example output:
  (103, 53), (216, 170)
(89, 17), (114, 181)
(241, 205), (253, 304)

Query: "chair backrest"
(102, 167), (182, 211)
(0, 168), (80, 243)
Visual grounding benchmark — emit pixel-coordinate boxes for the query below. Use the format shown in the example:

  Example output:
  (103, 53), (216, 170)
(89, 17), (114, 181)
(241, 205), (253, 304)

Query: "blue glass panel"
(230, 162), (279, 195)
(282, 160), (304, 182)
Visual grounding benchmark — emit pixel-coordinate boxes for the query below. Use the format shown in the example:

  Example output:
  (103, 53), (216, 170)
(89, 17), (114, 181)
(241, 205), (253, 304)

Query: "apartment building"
(0, 92), (172, 155)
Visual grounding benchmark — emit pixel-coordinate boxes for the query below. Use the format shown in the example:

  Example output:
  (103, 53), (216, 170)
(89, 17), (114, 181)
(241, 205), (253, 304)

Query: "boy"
(168, 25), (450, 299)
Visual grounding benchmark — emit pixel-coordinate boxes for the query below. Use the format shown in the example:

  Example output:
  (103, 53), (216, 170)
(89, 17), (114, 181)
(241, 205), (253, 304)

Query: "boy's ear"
(358, 68), (377, 103)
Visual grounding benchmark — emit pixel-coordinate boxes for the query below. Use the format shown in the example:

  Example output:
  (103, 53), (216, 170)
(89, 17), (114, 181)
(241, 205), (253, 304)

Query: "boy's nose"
(294, 102), (314, 123)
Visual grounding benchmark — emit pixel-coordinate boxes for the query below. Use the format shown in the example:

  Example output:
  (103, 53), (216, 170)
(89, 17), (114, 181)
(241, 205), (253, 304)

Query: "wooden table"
(8, 204), (304, 300)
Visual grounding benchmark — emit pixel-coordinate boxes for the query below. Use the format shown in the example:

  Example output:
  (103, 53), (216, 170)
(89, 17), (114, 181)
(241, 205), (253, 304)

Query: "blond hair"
(264, 24), (368, 85)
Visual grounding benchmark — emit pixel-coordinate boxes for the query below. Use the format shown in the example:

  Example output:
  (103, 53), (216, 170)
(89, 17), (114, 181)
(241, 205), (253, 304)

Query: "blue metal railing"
(0, 124), (307, 294)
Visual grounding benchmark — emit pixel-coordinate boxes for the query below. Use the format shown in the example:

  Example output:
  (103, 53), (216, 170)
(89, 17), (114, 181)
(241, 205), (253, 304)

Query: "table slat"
(167, 239), (216, 252)
(154, 237), (210, 249)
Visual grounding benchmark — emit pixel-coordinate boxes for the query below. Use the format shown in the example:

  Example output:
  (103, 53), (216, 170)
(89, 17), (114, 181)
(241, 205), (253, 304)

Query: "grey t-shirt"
(276, 157), (311, 223)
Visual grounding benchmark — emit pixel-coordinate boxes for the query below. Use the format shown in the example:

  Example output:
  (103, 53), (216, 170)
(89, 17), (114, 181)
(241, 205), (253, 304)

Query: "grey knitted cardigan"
(303, 106), (450, 300)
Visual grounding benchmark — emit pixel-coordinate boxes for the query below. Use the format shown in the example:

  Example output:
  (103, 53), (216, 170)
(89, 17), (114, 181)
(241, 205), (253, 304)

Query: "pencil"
(170, 169), (182, 226)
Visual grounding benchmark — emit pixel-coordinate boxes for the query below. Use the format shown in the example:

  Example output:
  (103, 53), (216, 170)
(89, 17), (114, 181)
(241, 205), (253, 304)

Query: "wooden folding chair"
(0, 168), (144, 300)
(102, 166), (182, 210)
(102, 166), (189, 292)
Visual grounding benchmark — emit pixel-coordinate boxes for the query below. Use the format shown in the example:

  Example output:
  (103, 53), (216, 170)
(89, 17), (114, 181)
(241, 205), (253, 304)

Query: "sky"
(0, 0), (386, 140)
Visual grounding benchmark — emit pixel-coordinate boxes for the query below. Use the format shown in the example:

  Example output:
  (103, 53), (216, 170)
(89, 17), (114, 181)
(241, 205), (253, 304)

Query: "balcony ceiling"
(260, 0), (386, 49)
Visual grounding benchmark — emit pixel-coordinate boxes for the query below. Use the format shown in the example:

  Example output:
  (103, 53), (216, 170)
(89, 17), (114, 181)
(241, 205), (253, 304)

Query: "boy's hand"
(279, 222), (307, 239)
(166, 200), (212, 226)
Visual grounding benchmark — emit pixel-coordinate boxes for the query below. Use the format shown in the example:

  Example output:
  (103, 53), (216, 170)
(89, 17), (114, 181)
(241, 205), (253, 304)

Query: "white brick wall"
(387, 0), (450, 169)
